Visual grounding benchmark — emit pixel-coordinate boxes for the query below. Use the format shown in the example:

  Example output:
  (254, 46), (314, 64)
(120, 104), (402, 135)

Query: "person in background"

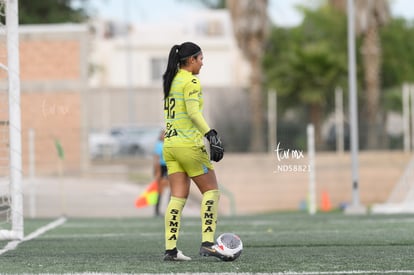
(153, 129), (169, 217)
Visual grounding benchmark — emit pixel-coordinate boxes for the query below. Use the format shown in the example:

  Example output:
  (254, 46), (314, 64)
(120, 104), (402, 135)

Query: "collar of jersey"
(178, 69), (193, 76)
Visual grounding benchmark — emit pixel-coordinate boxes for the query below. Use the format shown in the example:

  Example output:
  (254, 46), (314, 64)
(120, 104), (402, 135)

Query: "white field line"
(7, 271), (414, 275)
(0, 216), (67, 256)
(267, 271), (414, 275)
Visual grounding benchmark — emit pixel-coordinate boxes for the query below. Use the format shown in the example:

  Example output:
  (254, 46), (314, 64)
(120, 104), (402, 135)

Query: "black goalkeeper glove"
(205, 129), (224, 162)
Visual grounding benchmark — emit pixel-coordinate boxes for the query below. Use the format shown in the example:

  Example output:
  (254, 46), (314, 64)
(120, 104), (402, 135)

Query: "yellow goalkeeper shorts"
(163, 146), (214, 177)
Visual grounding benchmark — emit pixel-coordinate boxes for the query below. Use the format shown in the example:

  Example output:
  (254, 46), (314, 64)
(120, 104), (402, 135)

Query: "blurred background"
(1, 0), (414, 218)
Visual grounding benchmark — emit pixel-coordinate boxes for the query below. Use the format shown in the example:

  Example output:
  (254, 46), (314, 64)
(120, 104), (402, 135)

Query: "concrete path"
(23, 176), (200, 218)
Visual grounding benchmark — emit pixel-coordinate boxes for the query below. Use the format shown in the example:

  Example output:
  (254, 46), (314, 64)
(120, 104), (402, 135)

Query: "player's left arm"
(184, 79), (210, 135)
(184, 78), (224, 162)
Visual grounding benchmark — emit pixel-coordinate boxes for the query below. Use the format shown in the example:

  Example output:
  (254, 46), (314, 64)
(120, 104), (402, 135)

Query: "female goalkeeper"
(162, 41), (227, 261)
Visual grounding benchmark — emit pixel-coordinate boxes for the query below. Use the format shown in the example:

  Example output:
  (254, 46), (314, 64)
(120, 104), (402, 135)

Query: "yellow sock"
(165, 196), (186, 250)
(200, 189), (220, 243)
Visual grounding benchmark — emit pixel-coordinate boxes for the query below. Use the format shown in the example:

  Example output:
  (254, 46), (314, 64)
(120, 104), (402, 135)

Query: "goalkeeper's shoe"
(163, 249), (191, 261)
(199, 242), (232, 261)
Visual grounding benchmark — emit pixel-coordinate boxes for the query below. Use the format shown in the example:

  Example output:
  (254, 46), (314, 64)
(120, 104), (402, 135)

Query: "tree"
(227, 0), (269, 152)
(264, 5), (348, 149)
(331, 0), (390, 149)
(18, 0), (88, 24)
(381, 18), (414, 89)
(265, 1), (414, 150)
(380, 17), (414, 148)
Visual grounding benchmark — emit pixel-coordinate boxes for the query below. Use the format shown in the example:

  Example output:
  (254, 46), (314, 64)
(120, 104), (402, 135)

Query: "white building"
(87, 10), (250, 132)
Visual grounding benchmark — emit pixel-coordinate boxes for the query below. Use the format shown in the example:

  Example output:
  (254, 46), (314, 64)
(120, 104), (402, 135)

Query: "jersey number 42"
(164, 98), (176, 119)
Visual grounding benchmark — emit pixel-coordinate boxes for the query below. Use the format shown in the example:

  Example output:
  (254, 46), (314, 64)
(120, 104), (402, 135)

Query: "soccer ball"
(216, 233), (243, 261)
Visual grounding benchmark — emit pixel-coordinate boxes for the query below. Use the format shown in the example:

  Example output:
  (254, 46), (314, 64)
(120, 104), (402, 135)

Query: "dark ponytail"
(162, 42), (202, 99)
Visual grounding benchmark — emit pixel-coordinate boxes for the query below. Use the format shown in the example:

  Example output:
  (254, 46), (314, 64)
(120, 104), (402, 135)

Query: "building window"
(151, 58), (167, 82)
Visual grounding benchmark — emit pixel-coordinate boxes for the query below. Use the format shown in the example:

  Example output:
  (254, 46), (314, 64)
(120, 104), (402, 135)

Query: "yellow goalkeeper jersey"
(164, 69), (210, 147)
